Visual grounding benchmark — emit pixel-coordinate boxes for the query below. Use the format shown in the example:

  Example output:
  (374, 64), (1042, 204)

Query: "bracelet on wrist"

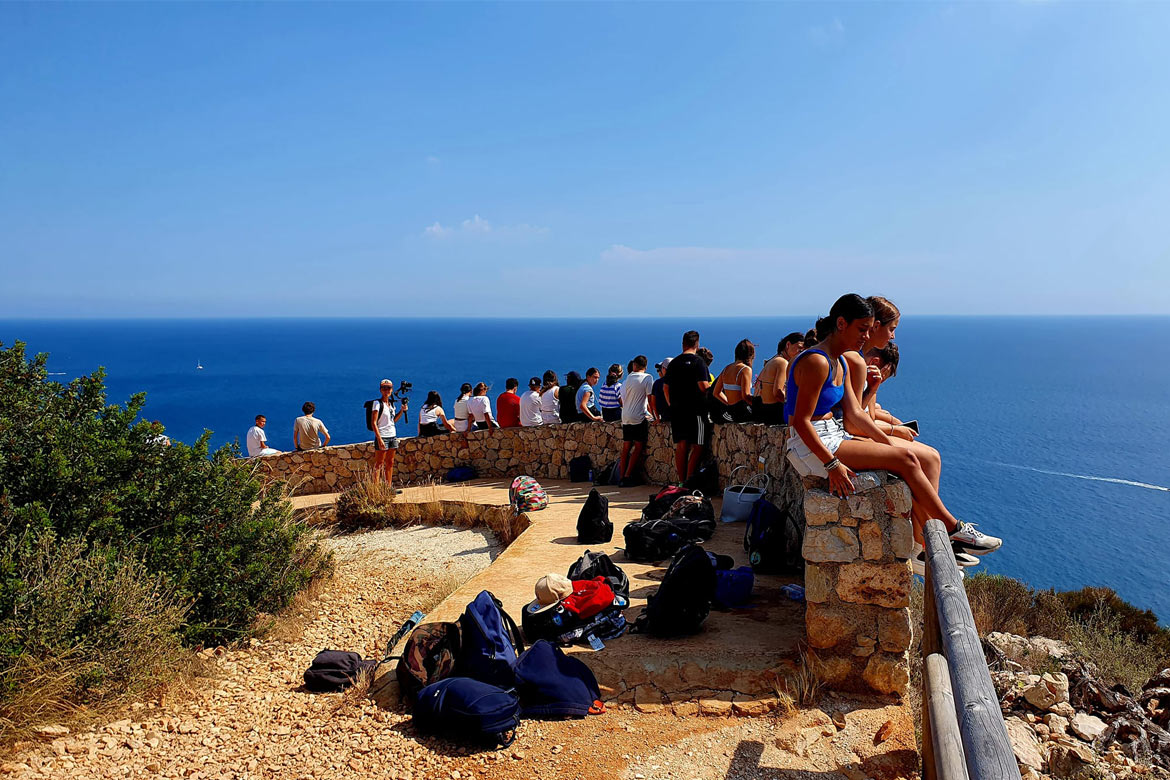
(824, 457), (841, 471)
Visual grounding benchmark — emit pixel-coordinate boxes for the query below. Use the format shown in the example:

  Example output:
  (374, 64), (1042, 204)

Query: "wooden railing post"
(924, 519), (1021, 780)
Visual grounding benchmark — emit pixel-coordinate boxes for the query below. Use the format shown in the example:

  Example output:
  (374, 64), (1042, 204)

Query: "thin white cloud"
(423, 215), (548, 240)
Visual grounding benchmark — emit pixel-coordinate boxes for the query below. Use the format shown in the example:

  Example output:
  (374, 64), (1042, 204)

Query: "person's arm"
(319, 421), (331, 447)
(741, 366), (754, 399)
(437, 409), (456, 432)
(371, 404), (384, 447)
(394, 399), (407, 422)
(713, 370), (728, 405)
(648, 390), (658, 422)
(293, 424), (300, 450)
(790, 356), (856, 497)
(840, 361), (893, 446)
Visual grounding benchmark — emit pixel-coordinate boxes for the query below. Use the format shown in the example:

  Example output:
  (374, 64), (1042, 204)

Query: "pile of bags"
(522, 551), (630, 647)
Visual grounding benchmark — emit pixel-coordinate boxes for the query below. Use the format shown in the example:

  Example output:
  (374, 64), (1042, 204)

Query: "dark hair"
(867, 296), (901, 326)
(627, 360), (634, 373)
(733, 339), (755, 363)
(255, 414), (265, 423)
(586, 367), (600, 379)
(473, 382), (487, 395)
(565, 370), (582, 387)
(804, 328), (818, 344)
(696, 347), (713, 367)
(682, 330), (700, 349)
(529, 376), (541, 389)
(815, 294), (874, 341)
(632, 354), (648, 370)
(605, 363), (622, 386)
(302, 401), (315, 415)
(779, 332), (805, 353)
(424, 390), (442, 409)
(505, 377), (519, 390)
(460, 382), (472, 396)
(868, 343), (900, 378)
(542, 370), (559, 390)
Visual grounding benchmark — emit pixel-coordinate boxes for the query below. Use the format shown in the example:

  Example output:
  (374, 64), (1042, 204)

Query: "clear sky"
(2, 2), (1168, 317)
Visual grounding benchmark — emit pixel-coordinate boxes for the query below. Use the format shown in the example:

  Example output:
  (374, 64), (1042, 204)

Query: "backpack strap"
(500, 604), (525, 655)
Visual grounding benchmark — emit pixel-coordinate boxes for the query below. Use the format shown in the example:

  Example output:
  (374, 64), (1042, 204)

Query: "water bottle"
(780, 584), (806, 602)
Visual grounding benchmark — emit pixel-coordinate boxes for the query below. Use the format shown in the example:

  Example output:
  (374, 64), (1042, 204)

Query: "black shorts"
(601, 406), (622, 422)
(670, 413), (710, 446)
(622, 421), (649, 443)
(755, 401), (785, 426)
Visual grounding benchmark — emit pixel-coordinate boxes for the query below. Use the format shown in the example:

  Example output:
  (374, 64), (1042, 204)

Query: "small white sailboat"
(196, 359), (204, 371)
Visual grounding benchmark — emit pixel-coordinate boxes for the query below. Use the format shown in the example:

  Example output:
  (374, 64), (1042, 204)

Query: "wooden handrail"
(922, 518), (1020, 780)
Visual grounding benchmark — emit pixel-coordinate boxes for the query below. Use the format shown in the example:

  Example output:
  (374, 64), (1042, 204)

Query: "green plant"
(1066, 601), (1166, 693)
(0, 341), (330, 735)
(334, 468), (399, 529)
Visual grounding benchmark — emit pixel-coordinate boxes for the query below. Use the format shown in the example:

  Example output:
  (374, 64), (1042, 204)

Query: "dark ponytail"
(816, 294), (874, 340)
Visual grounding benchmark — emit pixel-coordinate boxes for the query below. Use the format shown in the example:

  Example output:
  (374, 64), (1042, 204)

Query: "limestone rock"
(34, 725), (69, 741)
(699, 692), (734, 717)
(1069, 712), (1107, 742)
(1048, 743), (1095, 778)
(987, 632), (1072, 668)
(803, 527), (859, 564)
(852, 471), (883, 492)
(1023, 679), (1057, 710)
(804, 565), (835, 604)
(1005, 716), (1045, 772)
(877, 607), (913, 653)
(885, 479), (912, 514)
(836, 562), (909, 608)
(859, 522), (883, 561)
(1044, 713), (1069, 736)
(862, 653), (909, 696)
(804, 490), (840, 526)
(889, 517), (914, 560)
(846, 494), (873, 520)
(633, 686), (664, 714)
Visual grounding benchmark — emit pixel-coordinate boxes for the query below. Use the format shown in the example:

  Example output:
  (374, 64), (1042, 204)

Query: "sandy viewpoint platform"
(369, 478), (806, 713)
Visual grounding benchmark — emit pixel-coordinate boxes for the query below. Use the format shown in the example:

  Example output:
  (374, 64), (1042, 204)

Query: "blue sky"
(2, 2), (1168, 317)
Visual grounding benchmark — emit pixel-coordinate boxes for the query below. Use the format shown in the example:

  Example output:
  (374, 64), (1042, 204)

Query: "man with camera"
(371, 379), (408, 486)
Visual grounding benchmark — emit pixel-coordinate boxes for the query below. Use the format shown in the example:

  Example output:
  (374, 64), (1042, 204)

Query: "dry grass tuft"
(771, 648), (824, 711)
(335, 468), (400, 529)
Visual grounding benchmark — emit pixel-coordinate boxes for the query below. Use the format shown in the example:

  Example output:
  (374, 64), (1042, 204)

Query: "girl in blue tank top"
(786, 294), (1002, 573)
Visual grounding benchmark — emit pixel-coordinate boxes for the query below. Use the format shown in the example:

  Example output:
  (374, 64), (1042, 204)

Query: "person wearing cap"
(496, 378), (522, 428)
(618, 355), (656, 486)
(652, 357), (672, 424)
(519, 376), (544, 427)
(712, 339), (756, 424)
(370, 379), (407, 485)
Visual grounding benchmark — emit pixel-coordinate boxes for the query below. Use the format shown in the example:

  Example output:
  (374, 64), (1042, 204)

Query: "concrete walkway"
(369, 478), (806, 711)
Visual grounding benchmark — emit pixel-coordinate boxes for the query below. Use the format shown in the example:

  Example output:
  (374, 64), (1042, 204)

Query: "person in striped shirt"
(597, 363), (624, 422)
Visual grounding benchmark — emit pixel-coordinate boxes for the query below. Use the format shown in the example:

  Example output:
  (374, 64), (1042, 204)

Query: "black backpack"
(592, 460), (620, 487)
(631, 545), (716, 637)
(567, 550), (630, 600)
(622, 518), (686, 562)
(744, 498), (805, 575)
(576, 489), (613, 544)
(684, 460), (720, 498)
(640, 485), (690, 521)
(363, 398), (386, 432)
(303, 650), (378, 692)
(660, 494), (716, 541)
(569, 455), (593, 483)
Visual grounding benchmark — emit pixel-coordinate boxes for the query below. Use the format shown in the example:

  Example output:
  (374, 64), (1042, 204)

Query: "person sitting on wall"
(540, 370), (562, 425)
(418, 391), (457, 437)
(496, 378), (522, 428)
(293, 401), (331, 451)
(246, 414), (280, 457)
(711, 339), (756, 424)
(753, 332), (804, 425)
(597, 363), (624, 422)
(651, 357), (671, 424)
(466, 382), (496, 430)
(520, 376), (544, 427)
(619, 355), (656, 486)
(576, 368), (603, 422)
(452, 383), (472, 433)
(663, 330), (711, 482)
(559, 370), (582, 424)
(863, 342), (906, 432)
(696, 348), (716, 383)
(785, 294), (1001, 576)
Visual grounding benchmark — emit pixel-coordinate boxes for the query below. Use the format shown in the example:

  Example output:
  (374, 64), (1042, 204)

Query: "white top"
(419, 405), (443, 426)
(373, 400), (396, 438)
(466, 395), (491, 423)
(620, 371), (655, 425)
(519, 390), (543, 427)
(539, 387), (560, 424)
(246, 425), (267, 457)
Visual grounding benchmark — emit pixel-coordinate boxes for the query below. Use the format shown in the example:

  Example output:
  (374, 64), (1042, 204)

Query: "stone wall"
(255, 422), (914, 697)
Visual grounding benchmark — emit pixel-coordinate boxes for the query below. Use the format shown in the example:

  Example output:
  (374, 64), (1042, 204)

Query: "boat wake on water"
(986, 461), (1170, 493)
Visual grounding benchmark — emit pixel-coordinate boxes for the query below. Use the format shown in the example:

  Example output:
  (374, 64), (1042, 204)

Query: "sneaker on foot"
(950, 521), (1002, 556)
(912, 548), (978, 576)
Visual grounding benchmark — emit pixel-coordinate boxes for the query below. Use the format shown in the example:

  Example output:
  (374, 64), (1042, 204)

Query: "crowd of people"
(244, 293), (1001, 573)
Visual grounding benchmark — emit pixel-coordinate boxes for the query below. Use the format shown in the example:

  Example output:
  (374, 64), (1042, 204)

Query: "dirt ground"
(0, 523), (916, 780)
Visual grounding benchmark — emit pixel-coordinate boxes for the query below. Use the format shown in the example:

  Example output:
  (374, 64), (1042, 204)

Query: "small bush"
(335, 469), (398, 530)
(0, 341), (330, 736)
(964, 573), (1071, 639)
(1066, 602), (1167, 693)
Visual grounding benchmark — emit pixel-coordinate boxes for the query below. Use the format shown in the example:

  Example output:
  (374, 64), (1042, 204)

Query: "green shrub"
(0, 341), (330, 732)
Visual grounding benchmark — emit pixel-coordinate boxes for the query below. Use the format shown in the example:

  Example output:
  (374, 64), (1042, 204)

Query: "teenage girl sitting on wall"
(785, 293), (1002, 575)
(712, 339), (755, 423)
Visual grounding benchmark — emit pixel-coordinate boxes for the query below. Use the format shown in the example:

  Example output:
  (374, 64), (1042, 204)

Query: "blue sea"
(3, 317), (1169, 620)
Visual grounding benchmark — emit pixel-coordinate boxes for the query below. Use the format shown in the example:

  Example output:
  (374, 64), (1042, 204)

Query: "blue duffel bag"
(714, 566), (755, 608)
(413, 677), (520, 747)
(514, 640), (605, 719)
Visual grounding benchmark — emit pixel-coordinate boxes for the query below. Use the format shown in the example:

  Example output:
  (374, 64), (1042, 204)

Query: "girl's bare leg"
(885, 438), (942, 543)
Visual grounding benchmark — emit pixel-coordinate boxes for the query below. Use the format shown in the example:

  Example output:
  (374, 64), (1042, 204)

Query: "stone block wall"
(800, 472), (915, 697)
(255, 422), (914, 698)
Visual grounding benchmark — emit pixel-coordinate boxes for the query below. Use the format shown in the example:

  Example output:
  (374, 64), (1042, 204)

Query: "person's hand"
(865, 365), (884, 392)
(401, 399), (409, 410)
(827, 463), (857, 497)
(890, 425), (918, 441)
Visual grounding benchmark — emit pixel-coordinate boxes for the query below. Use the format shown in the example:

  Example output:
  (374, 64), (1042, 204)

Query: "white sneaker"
(912, 548), (976, 577)
(950, 522), (1002, 556)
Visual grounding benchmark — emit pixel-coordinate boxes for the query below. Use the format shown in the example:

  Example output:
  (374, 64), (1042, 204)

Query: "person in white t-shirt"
(246, 414), (280, 457)
(369, 379), (407, 485)
(618, 355), (657, 485)
(452, 383), (472, 433)
(465, 382), (495, 430)
(519, 377), (543, 427)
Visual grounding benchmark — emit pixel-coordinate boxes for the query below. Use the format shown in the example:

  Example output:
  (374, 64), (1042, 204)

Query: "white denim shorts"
(786, 418), (852, 478)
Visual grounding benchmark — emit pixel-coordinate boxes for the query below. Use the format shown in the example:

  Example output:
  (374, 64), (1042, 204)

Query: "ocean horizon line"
(4, 313), (1169, 323)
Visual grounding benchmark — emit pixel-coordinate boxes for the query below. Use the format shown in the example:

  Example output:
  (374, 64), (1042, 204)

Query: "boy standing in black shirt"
(662, 330), (711, 482)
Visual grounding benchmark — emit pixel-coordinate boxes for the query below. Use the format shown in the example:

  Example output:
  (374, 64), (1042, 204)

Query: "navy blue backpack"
(514, 640), (604, 719)
(744, 498), (804, 574)
(413, 677), (520, 747)
(458, 591), (525, 688)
